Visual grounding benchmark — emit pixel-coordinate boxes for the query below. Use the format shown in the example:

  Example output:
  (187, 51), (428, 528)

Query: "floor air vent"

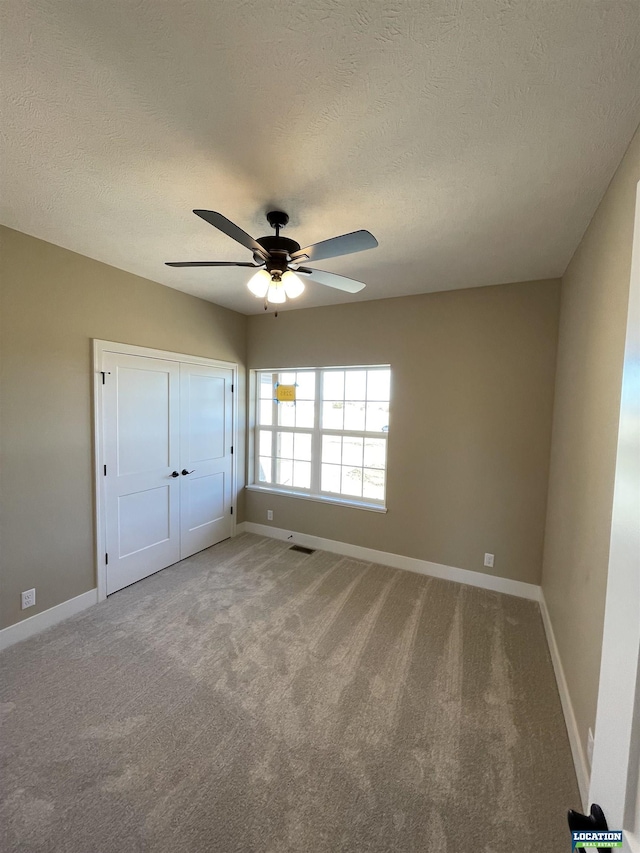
(289, 545), (316, 555)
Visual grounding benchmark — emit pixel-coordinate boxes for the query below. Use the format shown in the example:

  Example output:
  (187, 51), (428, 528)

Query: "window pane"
(277, 432), (294, 459)
(345, 370), (367, 400)
(276, 458), (293, 487)
(341, 466), (363, 497)
(323, 371), (344, 400)
(259, 399), (273, 426)
(255, 365), (389, 506)
(322, 434), (342, 464)
(367, 370), (390, 401)
(296, 371), (315, 400)
(293, 461), (311, 489)
(323, 401), (344, 430)
(295, 401), (315, 428)
(342, 436), (363, 466)
(363, 468), (385, 501)
(294, 433), (312, 461)
(321, 463), (341, 493)
(260, 374), (275, 399)
(366, 402), (389, 433)
(278, 403), (295, 427)
(258, 457), (272, 482)
(344, 401), (365, 431)
(364, 438), (386, 469)
(259, 430), (272, 458)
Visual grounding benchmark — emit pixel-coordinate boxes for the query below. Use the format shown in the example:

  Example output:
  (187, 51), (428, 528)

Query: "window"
(253, 366), (391, 510)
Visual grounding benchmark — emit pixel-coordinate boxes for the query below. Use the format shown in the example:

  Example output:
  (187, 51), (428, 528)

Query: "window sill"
(245, 484), (388, 513)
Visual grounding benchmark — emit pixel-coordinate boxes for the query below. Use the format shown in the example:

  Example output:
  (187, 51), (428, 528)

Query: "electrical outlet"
(484, 553), (495, 568)
(267, 510), (273, 521)
(21, 588), (36, 610)
(587, 728), (594, 766)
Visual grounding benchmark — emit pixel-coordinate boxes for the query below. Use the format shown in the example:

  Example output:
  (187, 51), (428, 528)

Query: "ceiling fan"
(166, 210), (378, 307)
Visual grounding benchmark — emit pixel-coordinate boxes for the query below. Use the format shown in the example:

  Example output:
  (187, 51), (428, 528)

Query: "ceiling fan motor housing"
(256, 236), (301, 276)
(255, 212), (301, 275)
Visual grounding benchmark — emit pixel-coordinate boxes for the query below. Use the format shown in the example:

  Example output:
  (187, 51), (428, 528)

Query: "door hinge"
(100, 371), (111, 384)
(105, 552), (109, 565)
(104, 464), (107, 476)
(231, 383), (234, 392)
(230, 506), (234, 516)
(231, 445), (233, 455)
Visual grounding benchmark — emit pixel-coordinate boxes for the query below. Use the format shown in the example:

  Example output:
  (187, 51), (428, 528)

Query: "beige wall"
(246, 279), (561, 585)
(0, 226), (247, 629)
(542, 126), (640, 760)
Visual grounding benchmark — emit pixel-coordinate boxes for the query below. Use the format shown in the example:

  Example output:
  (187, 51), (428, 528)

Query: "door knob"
(181, 469), (195, 475)
(171, 471), (180, 478)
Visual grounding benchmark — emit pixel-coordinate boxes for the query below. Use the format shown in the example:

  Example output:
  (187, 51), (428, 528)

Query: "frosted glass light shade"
(267, 282), (286, 304)
(282, 270), (305, 299)
(247, 270), (270, 297)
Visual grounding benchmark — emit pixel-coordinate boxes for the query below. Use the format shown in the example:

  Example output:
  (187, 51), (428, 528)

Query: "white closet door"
(104, 353), (181, 594)
(179, 363), (233, 559)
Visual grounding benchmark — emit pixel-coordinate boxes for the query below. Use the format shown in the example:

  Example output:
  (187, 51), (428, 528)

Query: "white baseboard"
(0, 589), (98, 651)
(237, 522), (541, 601)
(539, 591), (590, 809)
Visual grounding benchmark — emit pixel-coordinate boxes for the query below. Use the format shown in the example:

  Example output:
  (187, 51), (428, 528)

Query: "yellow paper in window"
(276, 384), (296, 402)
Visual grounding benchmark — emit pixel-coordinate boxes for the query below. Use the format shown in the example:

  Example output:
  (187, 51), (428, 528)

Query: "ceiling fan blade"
(165, 261), (262, 268)
(291, 230), (377, 263)
(297, 267), (366, 293)
(193, 210), (270, 260)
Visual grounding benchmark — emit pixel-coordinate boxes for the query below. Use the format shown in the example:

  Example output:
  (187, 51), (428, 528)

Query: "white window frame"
(248, 365), (390, 512)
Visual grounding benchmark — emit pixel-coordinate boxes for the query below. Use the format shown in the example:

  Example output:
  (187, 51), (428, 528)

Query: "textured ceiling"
(2, 1), (640, 315)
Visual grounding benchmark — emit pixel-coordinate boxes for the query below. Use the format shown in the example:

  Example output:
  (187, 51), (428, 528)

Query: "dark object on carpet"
(568, 803), (609, 853)
(289, 544), (316, 555)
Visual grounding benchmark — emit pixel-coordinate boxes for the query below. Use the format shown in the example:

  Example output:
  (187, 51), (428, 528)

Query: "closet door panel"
(104, 353), (181, 594)
(179, 363), (233, 559)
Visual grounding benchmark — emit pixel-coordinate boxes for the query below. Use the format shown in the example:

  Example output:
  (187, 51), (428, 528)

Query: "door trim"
(588, 181), (640, 847)
(93, 340), (239, 602)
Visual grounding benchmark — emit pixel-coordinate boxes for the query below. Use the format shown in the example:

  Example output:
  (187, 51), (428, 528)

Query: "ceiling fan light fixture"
(247, 269), (270, 297)
(267, 280), (286, 304)
(282, 270), (304, 299)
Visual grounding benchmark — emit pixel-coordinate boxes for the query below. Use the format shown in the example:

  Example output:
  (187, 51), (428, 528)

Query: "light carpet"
(0, 533), (579, 852)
